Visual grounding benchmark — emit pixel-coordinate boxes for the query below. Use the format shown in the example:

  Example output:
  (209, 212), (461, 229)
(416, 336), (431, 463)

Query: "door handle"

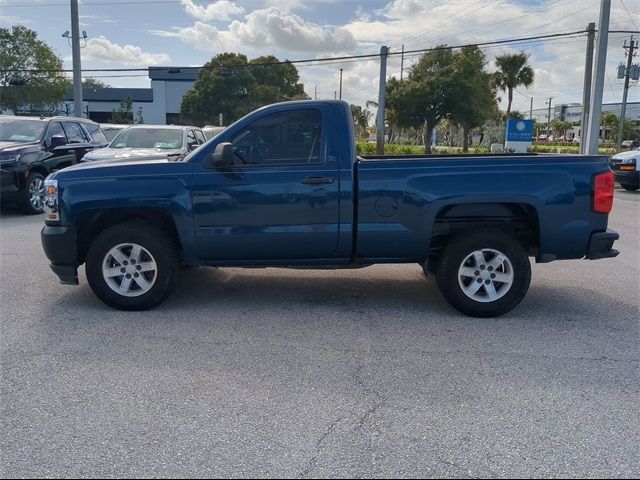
(302, 176), (334, 185)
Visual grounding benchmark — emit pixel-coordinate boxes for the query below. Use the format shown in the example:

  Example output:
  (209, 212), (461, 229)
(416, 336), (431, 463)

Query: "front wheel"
(85, 222), (177, 310)
(21, 172), (45, 214)
(435, 230), (531, 317)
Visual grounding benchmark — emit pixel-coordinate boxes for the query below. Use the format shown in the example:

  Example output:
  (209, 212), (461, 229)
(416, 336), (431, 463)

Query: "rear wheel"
(435, 230), (531, 317)
(85, 222), (177, 310)
(621, 183), (638, 191)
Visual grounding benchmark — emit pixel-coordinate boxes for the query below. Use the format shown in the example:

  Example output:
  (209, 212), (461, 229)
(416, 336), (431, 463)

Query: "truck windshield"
(110, 128), (183, 149)
(0, 119), (46, 143)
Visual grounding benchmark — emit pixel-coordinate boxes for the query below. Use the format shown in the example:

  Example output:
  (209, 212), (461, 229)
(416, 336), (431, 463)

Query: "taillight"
(593, 171), (614, 213)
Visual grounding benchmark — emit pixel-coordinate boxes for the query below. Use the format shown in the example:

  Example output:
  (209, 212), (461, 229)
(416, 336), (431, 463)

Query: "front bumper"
(613, 169), (639, 186)
(585, 229), (619, 260)
(41, 225), (79, 285)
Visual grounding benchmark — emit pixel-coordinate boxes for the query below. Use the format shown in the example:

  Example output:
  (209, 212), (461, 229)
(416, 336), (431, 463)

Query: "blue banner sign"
(505, 119), (534, 142)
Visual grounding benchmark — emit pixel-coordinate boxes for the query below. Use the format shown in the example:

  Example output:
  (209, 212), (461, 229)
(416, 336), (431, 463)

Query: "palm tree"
(494, 52), (534, 119)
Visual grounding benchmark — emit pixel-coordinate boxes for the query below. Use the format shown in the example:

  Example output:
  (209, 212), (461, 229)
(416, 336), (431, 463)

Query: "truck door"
(191, 105), (340, 261)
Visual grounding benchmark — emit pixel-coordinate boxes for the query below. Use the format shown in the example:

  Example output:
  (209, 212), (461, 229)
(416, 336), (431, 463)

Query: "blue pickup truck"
(41, 100), (619, 317)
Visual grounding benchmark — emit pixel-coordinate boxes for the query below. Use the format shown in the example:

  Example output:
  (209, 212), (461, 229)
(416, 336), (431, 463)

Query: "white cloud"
(149, 22), (225, 52)
(83, 36), (171, 65)
(181, 0), (244, 22)
(150, 7), (357, 54)
(229, 8), (357, 53)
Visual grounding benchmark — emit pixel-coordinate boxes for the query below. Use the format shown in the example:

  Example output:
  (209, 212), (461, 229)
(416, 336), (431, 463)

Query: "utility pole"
(334, 91), (337, 99)
(529, 96), (533, 119)
(314, 84), (317, 100)
(400, 44), (405, 81)
(70, 0), (83, 118)
(546, 97), (553, 140)
(339, 68), (343, 100)
(580, 22), (596, 154)
(617, 35), (637, 148)
(586, 0), (611, 155)
(376, 46), (389, 155)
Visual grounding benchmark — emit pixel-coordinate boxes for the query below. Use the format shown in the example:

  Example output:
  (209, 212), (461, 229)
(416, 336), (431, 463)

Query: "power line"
(619, 0), (639, 31)
(0, 29), (590, 74)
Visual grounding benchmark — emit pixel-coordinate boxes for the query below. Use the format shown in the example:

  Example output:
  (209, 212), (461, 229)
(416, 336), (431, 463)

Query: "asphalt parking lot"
(1, 189), (638, 478)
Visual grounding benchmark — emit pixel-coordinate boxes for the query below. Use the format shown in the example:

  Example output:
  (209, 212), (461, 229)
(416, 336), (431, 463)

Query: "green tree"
(550, 119), (573, 139)
(350, 104), (372, 139)
(82, 77), (110, 89)
(0, 25), (70, 114)
(448, 46), (499, 152)
(494, 52), (534, 119)
(387, 47), (458, 153)
(181, 53), (308, 125)
(248, 55), (308, 106)
(111, 98), (133, 124)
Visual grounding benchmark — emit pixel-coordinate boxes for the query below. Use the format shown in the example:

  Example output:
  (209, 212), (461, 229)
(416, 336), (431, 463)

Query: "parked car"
(41, 100), (619, 317)
(620, 139), (638, 149)
(82, 125), (206, 162)
(100, 123), (129, 142)
(203, 125), (226, 140)
(0, 115), (108, 214)
(610, 148), (639, 191)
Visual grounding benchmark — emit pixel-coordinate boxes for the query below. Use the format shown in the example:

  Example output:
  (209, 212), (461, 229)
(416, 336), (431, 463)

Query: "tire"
(621, 183), (638, 191)
(85, 222), (178, 310)
(435, 230), (531, 318)
(20, 172), (46, 215)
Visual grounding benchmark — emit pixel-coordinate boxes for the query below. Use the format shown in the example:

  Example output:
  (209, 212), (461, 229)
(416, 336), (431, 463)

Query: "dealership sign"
(505, 119), (534, 153)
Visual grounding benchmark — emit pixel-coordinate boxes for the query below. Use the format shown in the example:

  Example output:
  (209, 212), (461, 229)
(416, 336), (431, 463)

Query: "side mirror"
(204, 142), (234, 169)
(49, 135), (67, 150)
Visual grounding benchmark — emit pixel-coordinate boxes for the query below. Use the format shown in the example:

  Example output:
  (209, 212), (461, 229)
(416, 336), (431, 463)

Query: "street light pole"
(339, 68), (343, 100)
(546, 97), (553, 140)
(70, 0), (83, 118)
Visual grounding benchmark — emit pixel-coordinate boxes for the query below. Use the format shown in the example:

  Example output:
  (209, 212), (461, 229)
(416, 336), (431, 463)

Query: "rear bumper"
(585, 229), (619, 260)
(41, 225), (79, 285)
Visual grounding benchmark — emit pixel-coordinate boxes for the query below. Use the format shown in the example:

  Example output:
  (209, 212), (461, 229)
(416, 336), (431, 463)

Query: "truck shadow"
(43, 265), (635, 332)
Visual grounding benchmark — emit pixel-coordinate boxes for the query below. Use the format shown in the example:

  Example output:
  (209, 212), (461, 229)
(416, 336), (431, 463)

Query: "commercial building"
(530, 102), (640, 140)
(57, 66), (201, 125)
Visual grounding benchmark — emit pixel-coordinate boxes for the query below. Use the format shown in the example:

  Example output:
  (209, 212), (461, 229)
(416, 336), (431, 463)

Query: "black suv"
(0, 116), (108, 214)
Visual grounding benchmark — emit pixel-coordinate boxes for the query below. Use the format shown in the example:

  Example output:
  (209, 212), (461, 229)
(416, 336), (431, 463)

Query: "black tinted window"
(62, 122), (88, 143)
(84, 123), (108, 144)
(231, 109), (323, 166)
(45, 122), (66, 145)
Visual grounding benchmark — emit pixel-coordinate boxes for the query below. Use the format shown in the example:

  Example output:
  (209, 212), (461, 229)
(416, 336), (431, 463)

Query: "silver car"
(82, 125), (206, 162)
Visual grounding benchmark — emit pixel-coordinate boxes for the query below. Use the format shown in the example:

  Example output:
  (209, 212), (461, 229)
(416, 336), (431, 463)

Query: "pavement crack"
(299, 416), (344, 478)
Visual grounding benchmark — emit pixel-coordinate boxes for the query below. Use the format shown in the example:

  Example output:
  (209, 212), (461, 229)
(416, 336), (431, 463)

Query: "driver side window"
(45, 122), (66, 147)
(230, 109), (323, 166)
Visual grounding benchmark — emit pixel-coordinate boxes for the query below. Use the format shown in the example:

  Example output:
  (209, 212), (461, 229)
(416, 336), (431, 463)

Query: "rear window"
(83, 123), (108, 144)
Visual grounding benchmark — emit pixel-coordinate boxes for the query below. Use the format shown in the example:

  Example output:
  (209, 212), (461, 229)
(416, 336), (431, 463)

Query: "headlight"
(43, 178), (59, 222)
(621, 157), (638, 164)
(0, 152), (20, 164)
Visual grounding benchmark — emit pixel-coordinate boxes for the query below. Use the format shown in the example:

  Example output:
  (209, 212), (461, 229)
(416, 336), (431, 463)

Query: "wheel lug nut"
(485, 279), (490, 284)
(474, 270), (480, 276)
(131, 260), (136, 264)
(488, 266), (493, 271)
(477, 278), (482, 283)
(120, 267), (126, 273)
(123, 261), (128, 265)
(136, 265), (142, 271)
(491, 273), (496, 279)
(126, 274), (132, 279)
(480, 265), (485, 270)
(134, 273), (139, 278)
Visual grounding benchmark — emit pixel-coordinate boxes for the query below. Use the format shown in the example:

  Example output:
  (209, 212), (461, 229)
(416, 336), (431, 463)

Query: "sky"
(1, 0), (639, 115)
